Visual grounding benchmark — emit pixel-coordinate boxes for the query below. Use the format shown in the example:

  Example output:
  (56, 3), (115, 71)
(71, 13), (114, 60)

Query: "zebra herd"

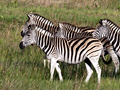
(19, 12), (120, 83)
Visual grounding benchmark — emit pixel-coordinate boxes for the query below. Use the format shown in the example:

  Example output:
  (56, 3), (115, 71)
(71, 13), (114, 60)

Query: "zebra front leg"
(85, 62), (93, 83)
(50, 59), (56, 81)
(55, 62), (63, 81)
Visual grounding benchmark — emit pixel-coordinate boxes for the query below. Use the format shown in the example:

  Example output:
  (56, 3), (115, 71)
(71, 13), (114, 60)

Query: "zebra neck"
(107, 25), (119, 41)
(36, 33), (55, 55)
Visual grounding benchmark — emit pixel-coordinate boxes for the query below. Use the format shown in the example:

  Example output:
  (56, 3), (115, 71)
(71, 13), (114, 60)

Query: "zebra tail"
(101, 50), (112, 64)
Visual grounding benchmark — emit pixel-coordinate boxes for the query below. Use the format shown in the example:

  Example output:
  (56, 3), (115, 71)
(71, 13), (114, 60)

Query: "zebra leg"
(107, 46), (119, 73)
(50, 59), (63, 81)
(85, 63), (93, 83)
(44, 56), (47, 68)
(89, 57), (101, 83)
(44, 59), (46, 68)
(116, 49), (120, 58)
(47, 59), (50, 69)
(55, 62), (63, 81)
(50, 59), (56, 81)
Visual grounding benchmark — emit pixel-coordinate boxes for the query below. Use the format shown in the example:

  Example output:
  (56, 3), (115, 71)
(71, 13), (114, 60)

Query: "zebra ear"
(99, 19), (102, 25)
(99, 19), (107, 26)
(58, 23), (64, 30)
(28, 25), (36, 31)
(27, 14), (30, 19)
(27, 14), (33, 20)
(31, 25), (36, 30)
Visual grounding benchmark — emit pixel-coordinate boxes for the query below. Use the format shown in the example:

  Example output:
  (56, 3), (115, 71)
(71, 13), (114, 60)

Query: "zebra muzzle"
(19, 41), (25, 49)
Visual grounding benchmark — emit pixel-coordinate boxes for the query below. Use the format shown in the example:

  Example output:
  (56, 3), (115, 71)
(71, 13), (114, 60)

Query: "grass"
(0, 0), (120, 90)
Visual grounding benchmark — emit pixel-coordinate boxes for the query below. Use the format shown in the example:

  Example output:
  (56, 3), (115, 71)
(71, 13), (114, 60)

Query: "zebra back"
(58, 22), (95, 33)
(57, 22), (116, 57)
(55, 22), (93, 39)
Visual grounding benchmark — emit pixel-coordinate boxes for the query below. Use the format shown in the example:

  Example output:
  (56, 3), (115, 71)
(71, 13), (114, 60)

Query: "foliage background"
(0, 0), (120, 90)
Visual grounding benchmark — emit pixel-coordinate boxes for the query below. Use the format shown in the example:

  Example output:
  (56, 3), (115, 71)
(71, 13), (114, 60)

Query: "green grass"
(1, 0), (120, 90)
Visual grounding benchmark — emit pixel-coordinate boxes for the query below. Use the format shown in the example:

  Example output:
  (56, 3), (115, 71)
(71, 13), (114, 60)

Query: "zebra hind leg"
(50, 59), (56, 81)
(89, 56), (101, 83)
(106, 46), (119, 74)
(55, 62), (63, 81)
(85, 62), (93, 83)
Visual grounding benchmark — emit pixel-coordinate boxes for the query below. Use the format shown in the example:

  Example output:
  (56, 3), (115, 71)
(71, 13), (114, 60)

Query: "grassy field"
(1, 0), (120, 90)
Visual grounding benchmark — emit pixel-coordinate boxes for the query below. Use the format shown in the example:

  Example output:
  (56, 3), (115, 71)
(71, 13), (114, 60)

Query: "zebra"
(19, 25), (107, 83)
(21, 12), (59, 68)
(55, 22), (119, 73)
(92, 19), (120, 60)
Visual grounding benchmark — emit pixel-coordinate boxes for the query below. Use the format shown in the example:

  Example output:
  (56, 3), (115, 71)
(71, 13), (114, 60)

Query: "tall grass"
(0, 0), (120, 90)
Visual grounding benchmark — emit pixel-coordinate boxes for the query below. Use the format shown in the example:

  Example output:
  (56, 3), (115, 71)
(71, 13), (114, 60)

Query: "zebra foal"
(19, 25), (108, 83)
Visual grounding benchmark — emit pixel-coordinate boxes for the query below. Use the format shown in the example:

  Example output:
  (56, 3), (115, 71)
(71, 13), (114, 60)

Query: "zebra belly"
(57, 52), (85, 64)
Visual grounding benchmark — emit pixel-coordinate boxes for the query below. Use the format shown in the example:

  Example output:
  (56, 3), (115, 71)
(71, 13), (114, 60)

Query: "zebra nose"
(21, 31), (24, 37)
(19, 41), (25, 49)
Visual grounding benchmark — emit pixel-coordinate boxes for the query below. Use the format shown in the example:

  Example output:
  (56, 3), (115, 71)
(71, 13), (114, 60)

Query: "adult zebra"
(93, 19), (120, 60)
(21, 12), (58, 68)
(19, 25), (107, 83)
(55, 22), (119, 73)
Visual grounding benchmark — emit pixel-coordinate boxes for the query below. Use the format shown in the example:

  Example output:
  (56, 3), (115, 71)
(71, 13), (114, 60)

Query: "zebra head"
(20, 25), (36, 49)
(21, 13), (36, 37)
(99, 19), (108, 26)
(92, 19), (110, 39)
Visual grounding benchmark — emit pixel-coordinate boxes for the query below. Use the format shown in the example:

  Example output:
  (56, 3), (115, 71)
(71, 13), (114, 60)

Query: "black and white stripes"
(21, 12), (57, 37)
(20, 25), (104, 83)
(55, 22), (119, 73)
(93, 19), (120, 58)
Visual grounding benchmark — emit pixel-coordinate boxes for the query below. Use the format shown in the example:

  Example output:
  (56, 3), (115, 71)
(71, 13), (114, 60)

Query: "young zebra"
(19, 25), (106, 83)
(55, 23), (119, 73)
(93, 19), (120, 60)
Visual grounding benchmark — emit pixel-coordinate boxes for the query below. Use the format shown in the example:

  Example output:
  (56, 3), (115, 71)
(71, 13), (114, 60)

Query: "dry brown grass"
(6, 0), (110, 8)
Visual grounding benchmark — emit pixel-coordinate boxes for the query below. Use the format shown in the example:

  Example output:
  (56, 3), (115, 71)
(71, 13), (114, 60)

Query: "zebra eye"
(28, 25), (31, 29)
(27, 34), (30, 37)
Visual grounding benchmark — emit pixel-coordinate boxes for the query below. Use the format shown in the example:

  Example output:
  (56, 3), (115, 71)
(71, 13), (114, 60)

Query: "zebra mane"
(58, 22), (82, 33)
(59, 22), (95, 33)
(28, 12), (58, 35)
(99, 19), (120, 33)
(29, 12), (54, 26)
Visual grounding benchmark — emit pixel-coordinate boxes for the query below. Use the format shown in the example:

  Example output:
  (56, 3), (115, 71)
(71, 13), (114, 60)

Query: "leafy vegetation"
(0, 0), (120, 90)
